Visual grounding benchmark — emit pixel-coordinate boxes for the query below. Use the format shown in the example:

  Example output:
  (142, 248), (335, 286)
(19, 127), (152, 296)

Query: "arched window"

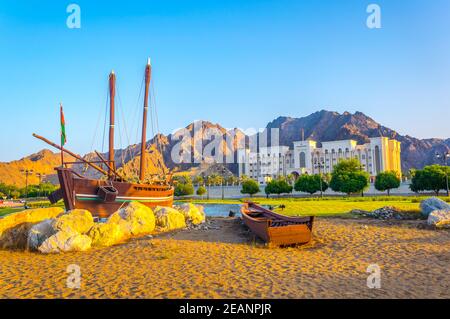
(299, 152), (306, 168)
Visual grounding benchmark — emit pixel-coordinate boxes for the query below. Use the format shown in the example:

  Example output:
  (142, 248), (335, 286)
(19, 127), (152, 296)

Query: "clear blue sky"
(1, 0), (449, 161)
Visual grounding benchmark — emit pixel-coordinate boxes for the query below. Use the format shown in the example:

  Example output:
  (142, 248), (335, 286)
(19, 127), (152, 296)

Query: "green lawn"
(184, 197), (423, 217)
(0, 196), (428, 218)
(0, 207), (23, 217)
(253, 199), (420, 217)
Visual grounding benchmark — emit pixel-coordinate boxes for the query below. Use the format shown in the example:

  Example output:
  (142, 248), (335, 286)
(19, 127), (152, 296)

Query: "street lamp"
(435, 151), (450, 197)
(314, 159), (325, 198)
(36, 173), (46, 198)
(221, 166), (227, 200)
(20, 169), (34, 206)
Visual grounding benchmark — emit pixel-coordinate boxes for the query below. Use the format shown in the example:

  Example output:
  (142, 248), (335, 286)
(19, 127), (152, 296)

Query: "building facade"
(238, 137), (401, 184)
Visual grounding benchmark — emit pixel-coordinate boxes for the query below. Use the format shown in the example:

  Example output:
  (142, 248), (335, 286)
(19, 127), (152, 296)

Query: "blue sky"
(0, 0), (449, 161)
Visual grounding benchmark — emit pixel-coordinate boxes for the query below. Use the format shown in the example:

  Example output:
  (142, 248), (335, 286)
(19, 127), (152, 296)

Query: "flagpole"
(60, 103), (64, 168)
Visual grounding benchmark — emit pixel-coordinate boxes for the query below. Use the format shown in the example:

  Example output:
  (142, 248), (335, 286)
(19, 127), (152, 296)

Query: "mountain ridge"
(1, 111), (449, 187)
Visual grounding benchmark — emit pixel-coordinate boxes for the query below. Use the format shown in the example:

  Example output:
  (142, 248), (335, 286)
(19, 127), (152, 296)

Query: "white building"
(238, 146), (290, 184)
(238, 137), (401, 184)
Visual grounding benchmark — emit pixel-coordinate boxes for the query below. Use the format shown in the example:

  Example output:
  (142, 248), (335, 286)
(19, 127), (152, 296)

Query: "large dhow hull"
(51, 168), (174, 218)
(241, 202), (314, 246)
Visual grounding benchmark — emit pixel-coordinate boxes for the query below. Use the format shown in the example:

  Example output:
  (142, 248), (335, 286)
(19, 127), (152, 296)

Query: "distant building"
(238, 137), (401, 184)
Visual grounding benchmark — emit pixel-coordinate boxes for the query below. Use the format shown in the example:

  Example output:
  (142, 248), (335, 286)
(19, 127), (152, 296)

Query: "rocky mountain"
(1, 111), (448, 186)
(265, 110), (450, 172)
(0, 150), (75, 187)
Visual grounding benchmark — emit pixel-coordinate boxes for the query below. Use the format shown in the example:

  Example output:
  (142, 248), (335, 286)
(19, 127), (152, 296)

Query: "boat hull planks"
(56, 168), (173, 217)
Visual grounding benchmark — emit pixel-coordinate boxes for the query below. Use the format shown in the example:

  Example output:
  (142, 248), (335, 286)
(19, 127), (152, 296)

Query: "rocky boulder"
(0, 222), (34, 250)
(420, 197), (450, 217)
(427, 210), (450, 228)
(177, 203), (205, 225)
(154, 206), (186, 231)
(38, 230), (92, 254)
(27, 219), (57, 251)
(53, 209), (94, 234)
(87, 222), (124, 246)
(0, 207), (63, 236)
(107, 201), (155, 237)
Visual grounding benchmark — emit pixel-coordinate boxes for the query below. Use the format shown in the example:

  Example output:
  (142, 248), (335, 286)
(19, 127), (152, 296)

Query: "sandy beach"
(0, 217), (448, 299)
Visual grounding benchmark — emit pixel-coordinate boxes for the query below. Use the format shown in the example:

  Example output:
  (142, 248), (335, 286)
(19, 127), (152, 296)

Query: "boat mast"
(108, 70), (116, 180)
(139, 58), (151, 182)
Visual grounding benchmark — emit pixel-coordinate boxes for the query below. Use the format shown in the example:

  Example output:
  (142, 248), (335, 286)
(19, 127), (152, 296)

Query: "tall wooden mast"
(108, 70), (116, 179)
(139, 58), (151, 181)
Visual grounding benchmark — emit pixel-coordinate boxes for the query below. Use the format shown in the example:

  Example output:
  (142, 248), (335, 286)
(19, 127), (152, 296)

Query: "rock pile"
(0, 202), (206, 253)
(351, 206), (416, 220)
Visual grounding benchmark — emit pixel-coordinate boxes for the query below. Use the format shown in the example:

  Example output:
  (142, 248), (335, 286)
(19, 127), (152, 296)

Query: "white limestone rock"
(27, 219), (57, 251)
(38, 230), (92, 254)
(427, 210), (450, 228)
(420, 197), (450, 217)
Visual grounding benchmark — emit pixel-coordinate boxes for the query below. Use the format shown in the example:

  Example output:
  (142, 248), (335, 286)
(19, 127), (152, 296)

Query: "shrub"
(410, 165), (449, 196)
(330, 159), (369, 196)
(196, 186), (207, 197)
(294, 174), (329, 195)
(265, 179), (293, 197)
(241, 180), (260, 197)
(375, 171), (401, 196)
(174, 183), (194, 196)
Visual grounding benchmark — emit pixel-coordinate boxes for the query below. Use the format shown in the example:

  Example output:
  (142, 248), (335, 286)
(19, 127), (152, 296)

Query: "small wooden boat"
(241, 202), (314, 246)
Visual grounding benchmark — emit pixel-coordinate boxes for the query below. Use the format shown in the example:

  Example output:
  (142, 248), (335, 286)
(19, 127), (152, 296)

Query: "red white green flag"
(60, 104), (66, 146)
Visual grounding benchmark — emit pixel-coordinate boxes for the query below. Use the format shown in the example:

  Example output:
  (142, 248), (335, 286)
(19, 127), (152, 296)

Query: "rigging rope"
(150, 78), (167, 177)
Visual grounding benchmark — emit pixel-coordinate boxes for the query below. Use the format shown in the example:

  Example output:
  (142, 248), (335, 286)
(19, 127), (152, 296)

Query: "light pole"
(221, 166), (226, 200)
(20, 169), (34, 206)
(206, 175), (210, 200)
(36, 173), (46, 198)
(436, 151), (450, 197)
(314, 159), (325, 198)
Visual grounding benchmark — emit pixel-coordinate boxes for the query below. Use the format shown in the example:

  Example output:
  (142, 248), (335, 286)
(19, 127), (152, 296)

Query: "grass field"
(0, 207), (23, 217)
(1, 196), (435, 218)
(253, 199), (420, 217)
(183, 196), (425, 217)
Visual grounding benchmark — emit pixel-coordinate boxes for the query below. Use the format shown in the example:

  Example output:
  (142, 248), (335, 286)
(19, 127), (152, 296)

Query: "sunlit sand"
(0, 217), (448, 299)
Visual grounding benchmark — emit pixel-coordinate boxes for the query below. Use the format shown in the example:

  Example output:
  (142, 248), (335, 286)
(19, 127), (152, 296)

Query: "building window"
(299, 152), (306, 168)
(375, 146), (381, 174)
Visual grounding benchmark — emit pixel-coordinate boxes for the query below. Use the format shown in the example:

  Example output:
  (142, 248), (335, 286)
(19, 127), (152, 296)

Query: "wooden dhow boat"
(34, 59), (174, 218)
(241, 202), (314, 246)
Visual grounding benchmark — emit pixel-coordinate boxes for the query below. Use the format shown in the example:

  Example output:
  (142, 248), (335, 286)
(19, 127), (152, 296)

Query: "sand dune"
(0, 217), (449, 299)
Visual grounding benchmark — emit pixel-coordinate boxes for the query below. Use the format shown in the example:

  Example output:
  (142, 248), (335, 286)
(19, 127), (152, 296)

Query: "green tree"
(294, 174), (329, 195)
(196, 185), (207, 198)
(410, 165), (448, 196)
(240, 179), (260, 197)
(173, 174), (192, 185)
(174, 183), (195, 196)
(192, 175), (204, 186)
(265, 179), (293, 198)
(330, 158), (370, 196)
(10, 190), (20, 199)
(375, 171), (401, 196)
